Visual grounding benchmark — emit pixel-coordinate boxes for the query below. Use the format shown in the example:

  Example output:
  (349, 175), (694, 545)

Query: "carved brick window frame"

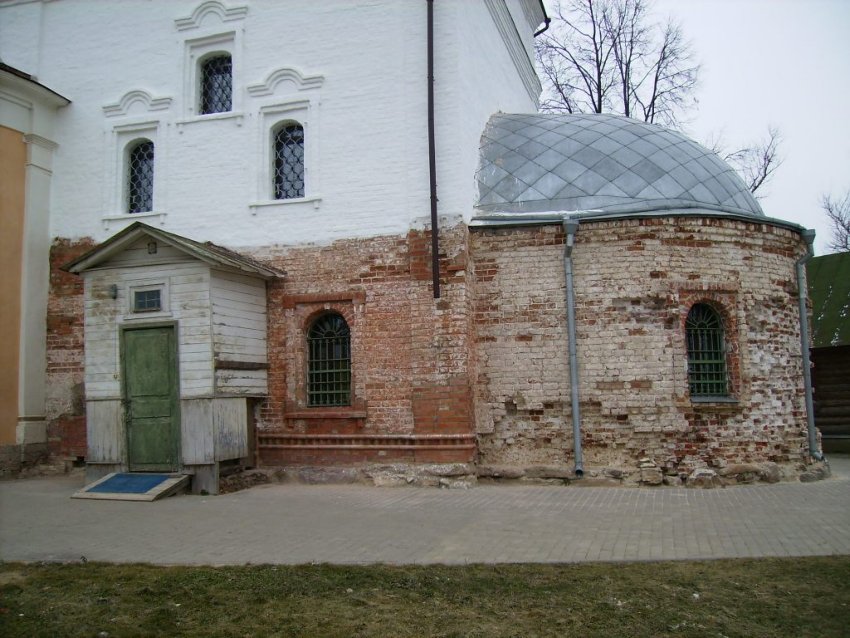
(283, 292), (366, 417)
(679, 289), (741, 406)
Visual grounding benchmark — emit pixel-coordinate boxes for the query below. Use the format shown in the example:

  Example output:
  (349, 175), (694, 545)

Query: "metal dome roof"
(475, 113), (763, 217)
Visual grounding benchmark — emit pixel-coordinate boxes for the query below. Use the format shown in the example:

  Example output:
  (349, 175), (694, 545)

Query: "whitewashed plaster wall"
(0, 0), (542, 248)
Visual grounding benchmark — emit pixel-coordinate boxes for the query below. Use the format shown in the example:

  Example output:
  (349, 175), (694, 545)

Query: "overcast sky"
(545, 0), (850, 254)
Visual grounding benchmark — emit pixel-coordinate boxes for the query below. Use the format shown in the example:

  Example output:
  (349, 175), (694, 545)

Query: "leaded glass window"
(200, 54), (232, 114)
(127, 140), (154, 214)
(274, 124), (305, 200)
(307, 313), (350, 407)
(686, 304), (729, 397)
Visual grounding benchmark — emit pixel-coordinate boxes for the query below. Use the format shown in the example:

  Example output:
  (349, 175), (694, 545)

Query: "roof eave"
(62, 222), (283, 280)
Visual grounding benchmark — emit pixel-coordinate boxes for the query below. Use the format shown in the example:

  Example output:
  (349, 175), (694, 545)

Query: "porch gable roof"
(62, 222), (283, 280)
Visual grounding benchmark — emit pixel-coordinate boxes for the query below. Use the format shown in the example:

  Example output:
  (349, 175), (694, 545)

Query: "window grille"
(127, 140), (154, 214)
(274, 124), (305, 199)
(307, 313), (351, 407)
(686, 303), (729, 397)
(200, 54), (232, 114)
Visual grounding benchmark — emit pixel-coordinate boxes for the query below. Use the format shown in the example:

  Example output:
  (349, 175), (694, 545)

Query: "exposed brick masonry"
(46, 216), (812, 476)
(46, 238), (95, 459)
(471, 217), (810, 476)
(253, 222), (475, 465)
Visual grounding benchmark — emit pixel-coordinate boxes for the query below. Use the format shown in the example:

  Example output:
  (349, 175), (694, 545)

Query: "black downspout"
(427, 0), (440, 298)
(534, 0), (551, 37)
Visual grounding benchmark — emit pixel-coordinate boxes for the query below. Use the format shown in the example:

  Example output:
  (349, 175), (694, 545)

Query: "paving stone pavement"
(1, 457), (849, 565)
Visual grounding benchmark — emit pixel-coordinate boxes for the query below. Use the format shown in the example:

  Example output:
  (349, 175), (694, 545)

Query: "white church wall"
(0, 0), (543, 249)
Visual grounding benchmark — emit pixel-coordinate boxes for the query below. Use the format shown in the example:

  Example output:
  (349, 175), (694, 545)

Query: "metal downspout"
(533, 0), (551, 37)
(796, 229), (822, 460)
(562, 219), (584, 476)
(426, 0), (440, 298)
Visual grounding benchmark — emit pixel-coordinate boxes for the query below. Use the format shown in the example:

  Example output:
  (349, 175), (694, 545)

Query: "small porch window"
(133, 289), (162, 313)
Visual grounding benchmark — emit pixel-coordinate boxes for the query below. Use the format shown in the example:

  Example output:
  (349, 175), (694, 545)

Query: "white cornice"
(23, 133), (58, 150)
(484, 0), (542, 107)
(174, 0), (249, 31)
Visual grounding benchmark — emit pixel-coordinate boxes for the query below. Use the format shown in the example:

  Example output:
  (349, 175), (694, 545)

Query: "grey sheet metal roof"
(475, 113), (763, 217)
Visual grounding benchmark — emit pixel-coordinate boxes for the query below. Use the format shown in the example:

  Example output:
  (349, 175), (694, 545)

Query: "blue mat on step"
(88, 473), (171, 494)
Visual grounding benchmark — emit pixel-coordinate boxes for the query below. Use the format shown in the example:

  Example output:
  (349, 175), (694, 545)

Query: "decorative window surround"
(686, 303), (729, 397)
(247, 67), (325, 96)
(678, 288), (742, 404)
(103, 90), (172, 118)
(174, 0), (249, 31)
(250, 97), (321, 210)
(102, 119), (167, 231)
(181, 31), (242, 119)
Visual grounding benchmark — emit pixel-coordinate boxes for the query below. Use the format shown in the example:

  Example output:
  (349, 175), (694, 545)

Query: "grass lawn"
(1, 556), (848, 637)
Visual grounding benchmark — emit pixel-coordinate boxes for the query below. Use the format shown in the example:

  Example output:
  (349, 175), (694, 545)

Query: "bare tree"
(536, 0), (698, 128)
(822, 191), (850, 253)
(537, 0), (781, 195)
(709, 126), (783, 197)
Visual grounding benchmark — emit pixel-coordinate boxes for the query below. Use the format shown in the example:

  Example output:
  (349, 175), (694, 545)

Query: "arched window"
(200, 54), (232, 114)
(686, 303), (729, 397)
(127, 140), (154, 213)
(273, 123), (305, 200)
(307, 313), (351, 407)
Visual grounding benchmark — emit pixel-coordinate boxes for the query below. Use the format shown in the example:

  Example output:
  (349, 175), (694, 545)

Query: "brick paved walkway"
(1, 457), (848, 565)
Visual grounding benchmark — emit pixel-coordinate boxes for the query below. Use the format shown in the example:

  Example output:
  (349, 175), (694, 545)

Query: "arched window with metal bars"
(127, 139), (154, 213)
(273, 123), (305, 199)
(200, 54), (232, 114)
(685, 303), (729, 397)
(307, 313), (351, 407)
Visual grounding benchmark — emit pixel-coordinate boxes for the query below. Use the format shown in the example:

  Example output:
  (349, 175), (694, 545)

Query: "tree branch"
(822, 191), (850, 253)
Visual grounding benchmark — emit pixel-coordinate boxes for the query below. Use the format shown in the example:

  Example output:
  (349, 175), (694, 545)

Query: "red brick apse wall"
(471, 216), (811, 476)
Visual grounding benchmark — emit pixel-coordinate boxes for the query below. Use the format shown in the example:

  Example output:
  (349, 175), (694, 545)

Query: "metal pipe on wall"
(426, 0), (440, 299)
(562, 218), (584, 476)
(796, 228), (822, 460)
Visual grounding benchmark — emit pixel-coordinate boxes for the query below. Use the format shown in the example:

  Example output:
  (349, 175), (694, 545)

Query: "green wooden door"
(123, 326), (179, 472)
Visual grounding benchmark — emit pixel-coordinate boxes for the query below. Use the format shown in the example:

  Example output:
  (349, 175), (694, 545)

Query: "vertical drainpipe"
(796, 229), (822, 460)
(562, 219), (584, 476)
(426, 0), (440, 298)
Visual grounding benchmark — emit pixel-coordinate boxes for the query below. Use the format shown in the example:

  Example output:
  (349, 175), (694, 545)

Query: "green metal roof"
(808, 251), (850, 348)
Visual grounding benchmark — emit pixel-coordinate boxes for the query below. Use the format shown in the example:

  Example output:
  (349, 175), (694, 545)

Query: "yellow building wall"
(0, 125), (26, 445)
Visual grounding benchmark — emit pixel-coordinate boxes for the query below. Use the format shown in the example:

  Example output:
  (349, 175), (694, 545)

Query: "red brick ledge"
(258, 433), (476, 450)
